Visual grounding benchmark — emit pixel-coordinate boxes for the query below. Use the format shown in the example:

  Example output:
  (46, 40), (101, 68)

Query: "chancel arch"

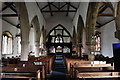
(46, 24), (72, 55)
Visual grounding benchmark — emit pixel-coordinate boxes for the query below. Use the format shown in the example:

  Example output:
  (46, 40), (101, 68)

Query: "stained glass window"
(95, 33), (101, 52)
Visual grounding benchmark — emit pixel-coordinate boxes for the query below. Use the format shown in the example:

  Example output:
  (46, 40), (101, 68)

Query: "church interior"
(1, 1), (120, 80)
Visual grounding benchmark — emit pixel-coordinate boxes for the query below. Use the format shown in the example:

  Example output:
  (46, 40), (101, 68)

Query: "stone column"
(72, 26), (77, 48)
(82, 29), (88, 55)
(0, 2), (2, 60)
(115, 2), (120, 40)
(42, 26), (46, 47)
(72, 26), (77, 46)
(0, 18), (2, 60)
(72, 26), (77, 54)
(86, 2), (100, 60)
(77, 15), (84, 57)
(15, 2), (30, 61)
(32, 16), (41, 57)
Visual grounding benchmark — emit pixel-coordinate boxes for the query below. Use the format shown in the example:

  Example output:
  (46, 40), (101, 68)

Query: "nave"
(1, 1), (120, 80)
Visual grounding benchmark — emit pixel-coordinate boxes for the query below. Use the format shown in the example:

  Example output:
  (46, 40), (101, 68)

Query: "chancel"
(1, 1), (120, 80)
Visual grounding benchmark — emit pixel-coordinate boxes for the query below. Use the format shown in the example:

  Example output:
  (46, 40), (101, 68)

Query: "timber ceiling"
(0, 2), (115, 29)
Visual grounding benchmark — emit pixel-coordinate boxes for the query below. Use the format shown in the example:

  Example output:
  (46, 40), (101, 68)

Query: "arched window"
(2, 31), (13, 54)
(16, 29), (21, 54)
(16, 36), (21, 54)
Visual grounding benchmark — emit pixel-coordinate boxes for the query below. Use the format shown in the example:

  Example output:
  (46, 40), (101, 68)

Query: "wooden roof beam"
(66, 2), (77, 10)
(99, 18), (115, 27)
(42, 10), (76, 12)
(1, 14), (18, 17)
(99, 5), (108, 14)
(59, 3), (67, 10)
(48, 2), (53, 16)
(1, 6), (8, 12)
(2, 18), (16, 27)
(0, 2), (13, 13)
(96, 21), (102, 26)
(51, 3), (59, 10)
(4, 2), (17, 13)
(41, 2), (53, 11)
(66, 2), (70, 16)
(98, 13), (113, 16)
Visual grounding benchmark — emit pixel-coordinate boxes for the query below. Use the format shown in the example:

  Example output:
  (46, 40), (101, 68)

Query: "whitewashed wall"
(25, 2), (46, 29)
(29, 28), (35, 52)
(25, 2), (46, 54)
(72, 2), (89, 55)
(2, 20), (20, 58)
(73, 2), (89, 30)
(45, 13), (73, 36)
(99, 21), (120, 58)
(0, 19), (2, 59)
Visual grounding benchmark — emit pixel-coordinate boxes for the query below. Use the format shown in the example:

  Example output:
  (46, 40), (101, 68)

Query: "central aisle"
(48, 54), (68, 79)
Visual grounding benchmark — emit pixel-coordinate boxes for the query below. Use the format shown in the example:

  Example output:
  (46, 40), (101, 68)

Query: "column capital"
(115, 30), (120, 40)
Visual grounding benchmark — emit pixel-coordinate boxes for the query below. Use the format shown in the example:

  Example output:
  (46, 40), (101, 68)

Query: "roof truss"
(41, 2), (77, 16)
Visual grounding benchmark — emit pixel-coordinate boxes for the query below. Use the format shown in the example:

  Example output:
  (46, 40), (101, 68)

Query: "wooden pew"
(75, 72), (120, 80)
(71, 63), (114, 78)
(1, 63), (45, 80)
(64, 56), (113, 73)
(64, 57), (93, 73)
(0, 71), (40, 80)
(34, 55), (54, 74)
(1, 66), (41, 80)
(1, 55), (54, 80)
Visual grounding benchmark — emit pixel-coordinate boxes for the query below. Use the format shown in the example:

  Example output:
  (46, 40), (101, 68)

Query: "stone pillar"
(77, 43), (82, 57)
(115, 2), (120, 40)
(34, 42), (40, 57)
(72, 26), (77, 48)
(72, 26), (77, 46)
(32, 16), (41, 57)
(86, 2), (100, 60)
(0, 2), (2, 60)
(77, 15), (84, 57)
(0, 18), (2, 60)
(42, 26), (46, 48)
(82, 29), (88, 55)
(15, 2), (30, 61)
(40, 26), (45, 50)
(72, 26), (77, 53)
